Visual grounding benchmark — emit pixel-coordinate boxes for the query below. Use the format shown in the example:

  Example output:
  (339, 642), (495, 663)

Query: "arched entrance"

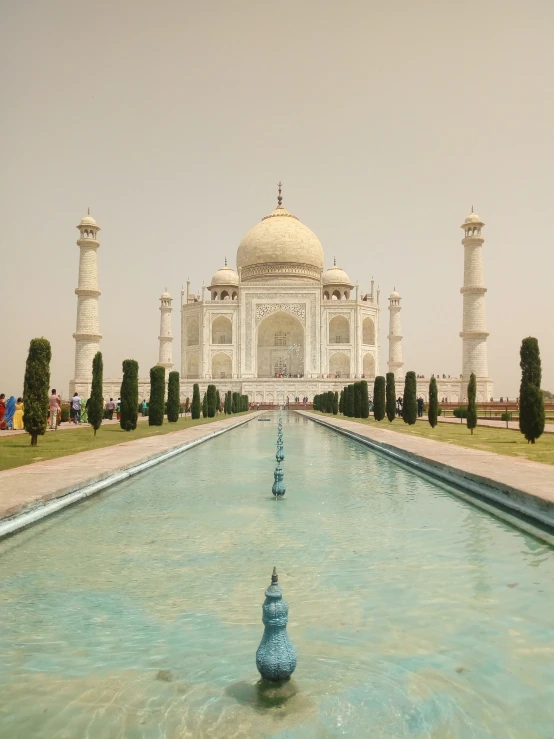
(329, 351), (350, 378)
(362, 317), (375, 345)
(329, 315), (350, 343)
(362, 353), (375, 379)
(212, 352), (232, 379)
(257, 311), (305, 377)
(186, 353), (199, 378)
(212, 316), (232, 344)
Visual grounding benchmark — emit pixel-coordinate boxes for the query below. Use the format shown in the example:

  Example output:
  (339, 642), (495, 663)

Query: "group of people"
(0, 393), (24, 430)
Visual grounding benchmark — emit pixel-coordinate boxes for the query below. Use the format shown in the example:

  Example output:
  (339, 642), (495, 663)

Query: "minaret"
(157, 288), (173, 370)
(460, 209), (488, 380)
(72, 210), (102, 391)
(387, 289), (404, 378)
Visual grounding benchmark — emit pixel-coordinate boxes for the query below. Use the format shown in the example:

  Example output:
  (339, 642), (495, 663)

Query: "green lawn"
(311, 412), (554, 466)
(0, 413), (251, 472)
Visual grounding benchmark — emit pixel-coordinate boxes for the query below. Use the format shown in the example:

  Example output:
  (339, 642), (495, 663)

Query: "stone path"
(437, 416), (554, 433)
(298, 412), (554, 509)
(0, 414), (152, 437)
(0, 413), (260, 523)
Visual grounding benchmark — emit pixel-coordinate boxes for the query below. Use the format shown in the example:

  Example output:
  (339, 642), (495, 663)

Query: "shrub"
(402, 371), (417, 425)
(207, 384), (217, 418)
(428, 376), (438, 429)
(191, 383), (201, 419)
(467, 372), (477, 434)
(519, 337), (545, 444)
(61, 407), (70, 422)
(373, 376), (385, 421)
(167, 371), (180, 422)
(233, 392), (241, 413)
(120, 359), (139, 431)
(88, 351), (104, 435)
(386, 372), (396, 423)
(148, 366), (165, 426)
(23, 338), (51, 446)
(360, 380), (370, 418)
(354, 382), (362, 418)
(501, 411), (512, 422)
(453, 406), (468, 419)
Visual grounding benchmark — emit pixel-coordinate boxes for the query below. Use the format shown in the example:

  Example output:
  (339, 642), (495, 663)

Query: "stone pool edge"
(298, 411), (554, 542)
(0, 413), (260, 540)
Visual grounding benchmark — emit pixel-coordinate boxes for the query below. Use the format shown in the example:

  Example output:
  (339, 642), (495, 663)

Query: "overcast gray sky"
(2, 0), (553, 398)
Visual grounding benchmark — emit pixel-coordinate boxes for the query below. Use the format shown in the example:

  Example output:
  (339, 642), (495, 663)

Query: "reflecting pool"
(1, 413), (554, 738)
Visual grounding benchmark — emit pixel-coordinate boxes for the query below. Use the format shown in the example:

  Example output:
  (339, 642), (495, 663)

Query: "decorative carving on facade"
(327, 311), (352, 322)
(328, 349), (351, 358)
(210, 312), (234, 323)
(210, 348), (233, 358)
(242, 262), (321, 282)
(255, 303), (306, 326)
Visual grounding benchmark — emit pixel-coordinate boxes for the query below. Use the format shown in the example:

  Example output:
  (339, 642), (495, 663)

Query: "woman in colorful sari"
(13, 398), (24, 430)
(81, 398), (89, 424)
(4, 396), (16, 430)
(0, 394), (5, 429)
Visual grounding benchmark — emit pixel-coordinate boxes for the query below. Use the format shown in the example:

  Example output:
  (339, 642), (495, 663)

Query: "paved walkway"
(0, 413), (260, 523)
(437, 416), (554, 433)
(298, 412), (554, 510)
(0, 414), (153, 437)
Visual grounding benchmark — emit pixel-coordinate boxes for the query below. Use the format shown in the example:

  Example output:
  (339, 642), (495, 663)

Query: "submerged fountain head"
(256, 568), (297, 682)
(272, 463), (286, 498)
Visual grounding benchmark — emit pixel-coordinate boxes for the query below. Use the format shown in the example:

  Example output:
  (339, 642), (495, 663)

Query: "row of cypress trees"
(190, 384), (248, 420)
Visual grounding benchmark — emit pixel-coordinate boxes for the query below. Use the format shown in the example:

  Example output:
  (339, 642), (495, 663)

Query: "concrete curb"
(299, 412), (554, 544)
(0, 414), (255, 540)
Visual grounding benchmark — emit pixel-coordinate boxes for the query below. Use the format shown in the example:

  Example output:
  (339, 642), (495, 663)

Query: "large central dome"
(237, 198), (324, 283)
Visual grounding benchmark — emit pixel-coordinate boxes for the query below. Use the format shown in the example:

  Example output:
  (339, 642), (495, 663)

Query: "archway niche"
(186, 317), (199, 346)
(362, 353), (375, 378)
(329, 351), (350, 378)
(332, 290), (341, 300)
(212, 352), (232, 379)
(220, 290), (229, 300)
(186, 353), (199, 378)
(212, 315), (232, 344)
(329, 315), (350, 344)
(256, 311), (305, 377)
(362, 317), (375, 345)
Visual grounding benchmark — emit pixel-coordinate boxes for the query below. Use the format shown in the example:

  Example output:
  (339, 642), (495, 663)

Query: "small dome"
(160, 288), (172, 299)
(79, 214), (97, 227)
(390, 290), (401, 299)
(464, 211), (482, 224)
(322, 265), (351, 286)
(210, 265), (239, 286)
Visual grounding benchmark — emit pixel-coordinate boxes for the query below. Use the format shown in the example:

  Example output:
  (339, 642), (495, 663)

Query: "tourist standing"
(0, 394), (5, 429)
(71, 392), (82, 424)
(3, 396), (16, 429)
(13, 398), (24, 430)
(116, 397), (121, 420)
(141, 399), (147, 416)
(106, 398), (115, 420)
(49, 389), (61, 429)
(417, 396), (424, 418)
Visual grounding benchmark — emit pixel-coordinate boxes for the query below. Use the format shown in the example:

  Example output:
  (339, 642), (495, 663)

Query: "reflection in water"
(1, 412), (554, 738)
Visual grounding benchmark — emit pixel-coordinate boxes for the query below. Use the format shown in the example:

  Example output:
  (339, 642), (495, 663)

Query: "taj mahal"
(69, 186), (493, 404)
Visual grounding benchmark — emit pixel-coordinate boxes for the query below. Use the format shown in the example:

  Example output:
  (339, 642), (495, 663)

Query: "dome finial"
(334, 256), (336, 266)
(277, 181), (283, 208)
(471, 205), (474, 213)
(271, 566), (278, 583)
(87, 207), (90, 215)
(225, 256), (227, 266)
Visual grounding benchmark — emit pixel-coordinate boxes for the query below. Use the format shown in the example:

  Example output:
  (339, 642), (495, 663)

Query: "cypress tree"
(191, 383), (201, 419)
(519, 337), (545, 444)
(148, 366), (165, 426)
(88, 351), (104, 435)
(402, 371), (417, 425)
(467, 372), (477, 434)
(360, 380), (370, 418)
(386, 372), (396, 423)
(120, 359), (139, 431)
(202, 392), (208, 418)
(167, 370), (180, 422)
(345, 385), (353, 417)
(339, 390), (344, 414)
(23, 337), (51, 447)
(342, 386), (348, 415)
(354, 382), (362, 418)
(226, 390), (232, 414)
(216, 389), (221, 413)
(207, 384), (217, 417)
(373, 376), (386, 421)
(234, 391), (241, 413)
(428, 376), (438, 428)
(333, 391), (339, 415)
(314, 394), (319, 411)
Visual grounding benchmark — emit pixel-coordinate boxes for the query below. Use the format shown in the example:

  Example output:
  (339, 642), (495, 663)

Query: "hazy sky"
(2, 0), (553, 398)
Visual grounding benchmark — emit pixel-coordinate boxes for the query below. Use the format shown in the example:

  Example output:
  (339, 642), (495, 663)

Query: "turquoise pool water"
(1, 413), (554, 738)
